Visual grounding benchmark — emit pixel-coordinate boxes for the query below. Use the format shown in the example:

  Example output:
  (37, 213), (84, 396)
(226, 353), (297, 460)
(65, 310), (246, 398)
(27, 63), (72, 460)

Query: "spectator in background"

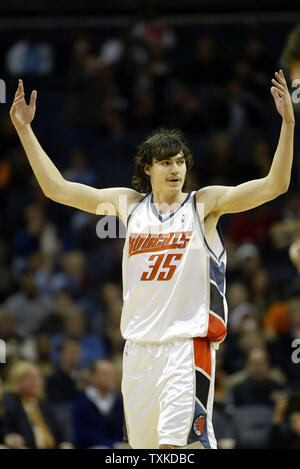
(168, 82), (211, 133)
(63, 33), (110, 134)
(98, 282), (124, 356)
(227, 281), (258, 335)
(248, 267), (277, 320)
(251, 137), (274, 179)
(50, 307), (108, 367)
(99, 28), (129, 67)
(5, 29), (54, 76)
(223, 318), (267, 376)
(198, 133), (238, 187)
(63, 149), (96, 187)
(228, 203), (278, 249)
(2, 361), (73, 449)
(128, 86), (161, 131)
(46, 339), (83, 442)
(38, 289), (74, 335)
(270, 193), (300, 251)
(223, 77), (266, 131)
(270, 391), (300, 449)
(227, 347), (284, 408)
(12, 203), (62, 270)
(50, 250), (93, 300)
(34, 333), (54, 379)
(227, 347), (284, 449)
(267, 294), (300, 389)
(131, 9), (176, 52)
(4, 271), (52, 339)
(72, 359), (124, 448)
(234, 243), (261, 283)
(0, 306), (22, 360)
(181, 34), (222, 87)
(242, 35), (273, 80)
(27, 251), (57, 298)
(46, 339), (82, 405)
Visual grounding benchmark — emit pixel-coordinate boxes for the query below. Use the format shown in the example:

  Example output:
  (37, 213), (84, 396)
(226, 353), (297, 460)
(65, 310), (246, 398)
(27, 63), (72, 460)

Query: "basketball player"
(10, 70), (294, 449)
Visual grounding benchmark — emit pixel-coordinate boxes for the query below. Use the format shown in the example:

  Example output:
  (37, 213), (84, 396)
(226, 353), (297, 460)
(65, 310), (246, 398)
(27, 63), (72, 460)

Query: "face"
(144, 152), (187, 194)
(289, 60), (300, 83)
(247, 350), (269, 381)
(60, 342), (82, 368)
(90, 361), (116, 393)
(18, 367), (43, 398)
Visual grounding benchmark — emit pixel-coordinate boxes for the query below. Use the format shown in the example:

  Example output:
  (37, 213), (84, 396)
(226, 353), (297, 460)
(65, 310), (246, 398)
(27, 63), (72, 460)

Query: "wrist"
(282, 118), (295, 126)
(17, 124), (32, 137)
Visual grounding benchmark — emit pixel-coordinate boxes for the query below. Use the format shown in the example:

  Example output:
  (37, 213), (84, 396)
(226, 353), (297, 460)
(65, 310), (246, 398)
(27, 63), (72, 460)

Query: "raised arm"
(198, 70), (295, 217)
(9, 80), (141, 222)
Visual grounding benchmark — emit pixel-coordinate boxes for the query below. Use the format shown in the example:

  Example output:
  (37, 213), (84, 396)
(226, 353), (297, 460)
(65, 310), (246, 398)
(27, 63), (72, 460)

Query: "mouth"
(167, 178), (180, 184)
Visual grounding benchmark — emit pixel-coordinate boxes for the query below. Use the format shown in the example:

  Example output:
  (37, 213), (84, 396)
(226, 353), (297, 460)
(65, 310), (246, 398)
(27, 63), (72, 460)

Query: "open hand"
(271, 70), (295, 125)
(9, 79), (37, 133)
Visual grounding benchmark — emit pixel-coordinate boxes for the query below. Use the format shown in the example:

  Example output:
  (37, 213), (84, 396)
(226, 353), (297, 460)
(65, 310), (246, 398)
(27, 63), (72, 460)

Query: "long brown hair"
(132, 127), (194, 193)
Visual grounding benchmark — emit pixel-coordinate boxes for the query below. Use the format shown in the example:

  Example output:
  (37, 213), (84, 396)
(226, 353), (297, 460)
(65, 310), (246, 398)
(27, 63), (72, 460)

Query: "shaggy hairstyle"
(132, 128), (194, 194)
(281, 23), (300, 68)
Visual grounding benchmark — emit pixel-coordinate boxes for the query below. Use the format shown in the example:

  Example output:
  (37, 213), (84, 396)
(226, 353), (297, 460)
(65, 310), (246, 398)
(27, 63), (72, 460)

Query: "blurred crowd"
(0, 12), (300, 449)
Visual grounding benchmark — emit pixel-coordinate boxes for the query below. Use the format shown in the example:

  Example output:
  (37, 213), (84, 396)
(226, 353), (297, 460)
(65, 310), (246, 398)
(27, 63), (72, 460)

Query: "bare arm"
(10, 80), (141, 222)
(198, 70), (295, 217)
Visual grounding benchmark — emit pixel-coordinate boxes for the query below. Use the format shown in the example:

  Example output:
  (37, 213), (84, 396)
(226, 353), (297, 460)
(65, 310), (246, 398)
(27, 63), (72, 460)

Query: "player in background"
(9, 70), (295, 449)
(281, 23), (300, 82)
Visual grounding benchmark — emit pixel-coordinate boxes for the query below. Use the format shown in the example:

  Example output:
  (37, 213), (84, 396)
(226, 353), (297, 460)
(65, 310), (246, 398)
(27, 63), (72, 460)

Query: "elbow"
(44, 179), (65, 201)
(267, 177), (289, 197)
(271, 186), (288, 198)
(277, 181), (290, 195)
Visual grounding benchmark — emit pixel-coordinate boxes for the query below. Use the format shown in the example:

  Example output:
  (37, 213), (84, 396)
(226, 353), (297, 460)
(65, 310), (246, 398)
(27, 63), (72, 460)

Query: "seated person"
(72, 359), (124, 448)
(2, 360), (73, 449)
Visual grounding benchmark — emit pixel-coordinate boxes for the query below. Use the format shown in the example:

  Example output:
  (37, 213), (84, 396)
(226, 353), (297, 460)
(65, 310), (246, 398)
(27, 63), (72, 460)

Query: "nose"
(170, 163), (180, 173)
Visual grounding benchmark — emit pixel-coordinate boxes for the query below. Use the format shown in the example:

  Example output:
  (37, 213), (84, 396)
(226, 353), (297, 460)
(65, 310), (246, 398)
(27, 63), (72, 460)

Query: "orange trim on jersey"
(206, 313), (227, 343)
(193, 337), (211, 377)
(130, 243), (180, 257)
(129, 231), (192, 257)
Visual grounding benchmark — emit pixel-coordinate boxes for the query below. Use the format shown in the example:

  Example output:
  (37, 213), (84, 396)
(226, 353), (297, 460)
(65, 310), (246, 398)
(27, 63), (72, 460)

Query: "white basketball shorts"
(121, 337), (217, 449)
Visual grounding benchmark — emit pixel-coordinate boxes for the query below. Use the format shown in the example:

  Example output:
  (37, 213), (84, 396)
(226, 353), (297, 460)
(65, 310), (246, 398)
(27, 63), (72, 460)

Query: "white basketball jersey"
(121, 191), (227, 344)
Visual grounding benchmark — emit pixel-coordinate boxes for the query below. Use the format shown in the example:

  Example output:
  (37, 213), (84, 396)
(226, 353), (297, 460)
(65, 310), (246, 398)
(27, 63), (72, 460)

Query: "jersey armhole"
(193, 193), (225, 263)
(126, 193), (148, 229)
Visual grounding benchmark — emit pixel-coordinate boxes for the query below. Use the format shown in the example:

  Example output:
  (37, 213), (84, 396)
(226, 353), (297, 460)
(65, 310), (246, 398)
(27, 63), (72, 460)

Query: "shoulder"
(3, 392), (21, 408)
(195, 186), (225, 218)
(108, 188), (145, 224)
(73, 391), (89, 407)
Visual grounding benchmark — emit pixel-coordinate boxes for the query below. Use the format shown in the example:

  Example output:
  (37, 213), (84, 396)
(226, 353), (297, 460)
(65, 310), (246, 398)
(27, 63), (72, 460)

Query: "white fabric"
(121, 192), (210, 343)
(122, 338), (217, 449)
(85, 386), (115, 416)
(122, 338), (195, 449)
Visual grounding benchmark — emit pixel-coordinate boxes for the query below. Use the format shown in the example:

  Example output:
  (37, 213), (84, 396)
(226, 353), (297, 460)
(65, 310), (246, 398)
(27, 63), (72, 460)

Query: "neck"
(94, 386), (110, 398)
(21, 395), (37, 402)
(60, 362), (76, 374)
(152, 189), (187, 206)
